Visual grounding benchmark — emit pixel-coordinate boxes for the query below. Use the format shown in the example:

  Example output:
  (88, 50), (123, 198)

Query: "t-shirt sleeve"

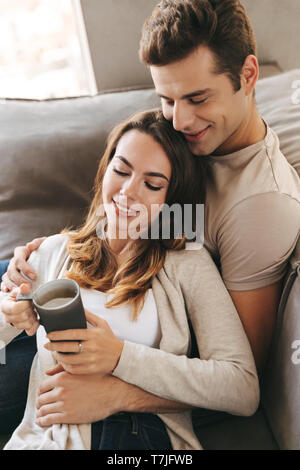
(218, 192), (300, 291)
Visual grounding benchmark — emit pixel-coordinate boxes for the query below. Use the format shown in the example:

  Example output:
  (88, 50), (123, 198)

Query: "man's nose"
(172, 102), (195, 132)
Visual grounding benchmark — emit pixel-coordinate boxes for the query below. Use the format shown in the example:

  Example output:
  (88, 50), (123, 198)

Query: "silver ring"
(78, 341), (83, 353)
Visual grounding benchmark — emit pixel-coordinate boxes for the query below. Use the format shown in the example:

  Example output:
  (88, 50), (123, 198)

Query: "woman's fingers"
(2, 291), (39, 332)
(25, 320), (40, 336)
(4, 305), (36, 324)
(47, 329), (90, 342)
(45, 364), (65, 376)
(45, 341), (85, 354)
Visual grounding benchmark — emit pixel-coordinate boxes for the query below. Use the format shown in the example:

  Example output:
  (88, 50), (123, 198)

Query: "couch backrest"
(0, 90), (159, 259)
(262, 240), (300, 449)
(0, 69), (299, 259)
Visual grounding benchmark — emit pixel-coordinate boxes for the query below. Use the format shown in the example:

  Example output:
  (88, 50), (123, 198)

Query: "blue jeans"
(91, 412), (173, 450)
(0, 260), (10, 282)
(0, 332), (37, 434)
(0, 259), (37, 434)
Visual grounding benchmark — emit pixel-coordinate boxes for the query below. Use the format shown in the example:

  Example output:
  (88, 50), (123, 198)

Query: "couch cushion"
(194, 407), (278, 450)
(0, 90), (159, 259)
(256, 69), (300, 177)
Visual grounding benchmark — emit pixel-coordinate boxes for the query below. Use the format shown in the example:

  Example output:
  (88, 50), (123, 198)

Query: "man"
(1, 0), (300, 434)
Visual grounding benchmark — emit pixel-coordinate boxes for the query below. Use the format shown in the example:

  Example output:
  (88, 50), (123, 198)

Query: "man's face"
(150, 46), (249, 156)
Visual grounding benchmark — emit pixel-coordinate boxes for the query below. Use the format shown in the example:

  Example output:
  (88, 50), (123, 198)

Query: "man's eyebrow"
(114, 155), (169, 182)
(157, 89), (211, 100)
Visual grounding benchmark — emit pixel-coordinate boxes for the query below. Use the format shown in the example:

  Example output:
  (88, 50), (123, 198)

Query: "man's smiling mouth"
(183, 126), (211, 142)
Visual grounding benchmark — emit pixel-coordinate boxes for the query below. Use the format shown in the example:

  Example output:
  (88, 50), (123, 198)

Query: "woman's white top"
(80, 288), (161, 348)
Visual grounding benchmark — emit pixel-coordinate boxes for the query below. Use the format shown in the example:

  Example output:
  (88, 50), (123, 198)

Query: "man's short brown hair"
(139, 0), (257, 92)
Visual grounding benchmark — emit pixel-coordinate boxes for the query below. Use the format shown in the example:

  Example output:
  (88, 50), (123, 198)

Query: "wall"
(80, 0), (300, 93)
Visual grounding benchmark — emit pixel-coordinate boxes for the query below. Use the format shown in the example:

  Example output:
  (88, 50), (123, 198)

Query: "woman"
(0, 110), (259, 450)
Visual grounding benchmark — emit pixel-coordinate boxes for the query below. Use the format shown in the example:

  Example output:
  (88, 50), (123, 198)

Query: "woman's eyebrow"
(114, 155), (169, 182)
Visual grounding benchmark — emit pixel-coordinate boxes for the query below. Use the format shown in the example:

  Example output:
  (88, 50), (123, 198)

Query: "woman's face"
(102, 129), (171, 246)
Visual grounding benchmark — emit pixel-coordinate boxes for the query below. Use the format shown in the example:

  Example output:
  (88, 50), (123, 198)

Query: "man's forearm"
(114, 375), (192, 414)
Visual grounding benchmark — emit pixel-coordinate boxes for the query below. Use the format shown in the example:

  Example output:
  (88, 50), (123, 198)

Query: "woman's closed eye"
(113, 168), (129, 177)
(113, 168), (163, 191)
(145, 181), (163, 191)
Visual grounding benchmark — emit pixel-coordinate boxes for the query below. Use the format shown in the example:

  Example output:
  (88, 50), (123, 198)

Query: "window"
(0, 0), (97, 99)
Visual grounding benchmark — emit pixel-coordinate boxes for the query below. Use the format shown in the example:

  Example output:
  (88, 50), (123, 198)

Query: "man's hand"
(35, 368), (189, 427)
(35, 371), (125, 427)
(1, 237), (46, 292)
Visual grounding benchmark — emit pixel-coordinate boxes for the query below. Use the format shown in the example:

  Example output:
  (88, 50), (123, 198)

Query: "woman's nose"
(120, 176), (138, 199)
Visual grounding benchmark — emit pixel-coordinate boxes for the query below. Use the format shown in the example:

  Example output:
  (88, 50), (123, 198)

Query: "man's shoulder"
(206, 125), (300, 227)
(265, 126), (300, 195)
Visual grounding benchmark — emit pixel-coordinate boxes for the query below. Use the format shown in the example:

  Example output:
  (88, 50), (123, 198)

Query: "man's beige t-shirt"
(204, 125), (300, 291)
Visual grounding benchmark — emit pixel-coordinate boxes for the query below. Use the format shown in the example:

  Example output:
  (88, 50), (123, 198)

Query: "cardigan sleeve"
(113, 248), (260, 417)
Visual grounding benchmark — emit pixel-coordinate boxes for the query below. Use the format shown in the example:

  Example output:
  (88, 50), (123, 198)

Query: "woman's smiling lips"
(113, 199), (139, 217)
(183, 126), (210, 142)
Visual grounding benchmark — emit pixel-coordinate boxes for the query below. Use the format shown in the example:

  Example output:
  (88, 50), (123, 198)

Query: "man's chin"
(187, 141), (213, 157)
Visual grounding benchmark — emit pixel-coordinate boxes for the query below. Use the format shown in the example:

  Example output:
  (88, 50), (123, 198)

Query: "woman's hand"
(1, 283), (39, 336)
(44, 310), (124, 375)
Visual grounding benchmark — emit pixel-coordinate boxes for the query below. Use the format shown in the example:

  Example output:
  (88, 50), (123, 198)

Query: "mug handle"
(16, 293), (33, 301)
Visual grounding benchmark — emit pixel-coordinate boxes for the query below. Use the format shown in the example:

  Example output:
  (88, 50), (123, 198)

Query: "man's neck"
(213, 106), (266, 156)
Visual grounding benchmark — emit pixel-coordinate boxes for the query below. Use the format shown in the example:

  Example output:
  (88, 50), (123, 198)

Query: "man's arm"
(217, 193), (299, 374)
(35, 371), (191, 427)
(228, 280), (283, 374)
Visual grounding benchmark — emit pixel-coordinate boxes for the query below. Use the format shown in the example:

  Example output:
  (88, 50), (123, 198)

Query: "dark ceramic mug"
(16, 279), (87, 334)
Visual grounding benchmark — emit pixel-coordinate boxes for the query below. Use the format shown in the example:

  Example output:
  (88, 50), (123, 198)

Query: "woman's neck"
(107, 237), (136, 267)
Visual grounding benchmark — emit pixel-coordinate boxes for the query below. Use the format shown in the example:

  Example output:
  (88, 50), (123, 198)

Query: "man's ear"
(240, 55), (259, 96)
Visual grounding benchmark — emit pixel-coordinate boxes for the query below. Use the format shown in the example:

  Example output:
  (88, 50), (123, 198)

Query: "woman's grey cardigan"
(0, 234), (259, 450)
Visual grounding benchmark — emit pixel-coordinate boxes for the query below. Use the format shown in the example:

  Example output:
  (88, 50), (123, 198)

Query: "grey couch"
(0, 0), (300, 450)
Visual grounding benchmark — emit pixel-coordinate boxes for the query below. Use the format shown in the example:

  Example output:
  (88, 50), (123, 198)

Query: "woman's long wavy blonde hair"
(64, 109), (206, 318)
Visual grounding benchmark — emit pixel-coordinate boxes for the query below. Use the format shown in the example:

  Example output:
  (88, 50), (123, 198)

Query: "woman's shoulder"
(165, 243), (218, 276)
(167, 242), (210, 262)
